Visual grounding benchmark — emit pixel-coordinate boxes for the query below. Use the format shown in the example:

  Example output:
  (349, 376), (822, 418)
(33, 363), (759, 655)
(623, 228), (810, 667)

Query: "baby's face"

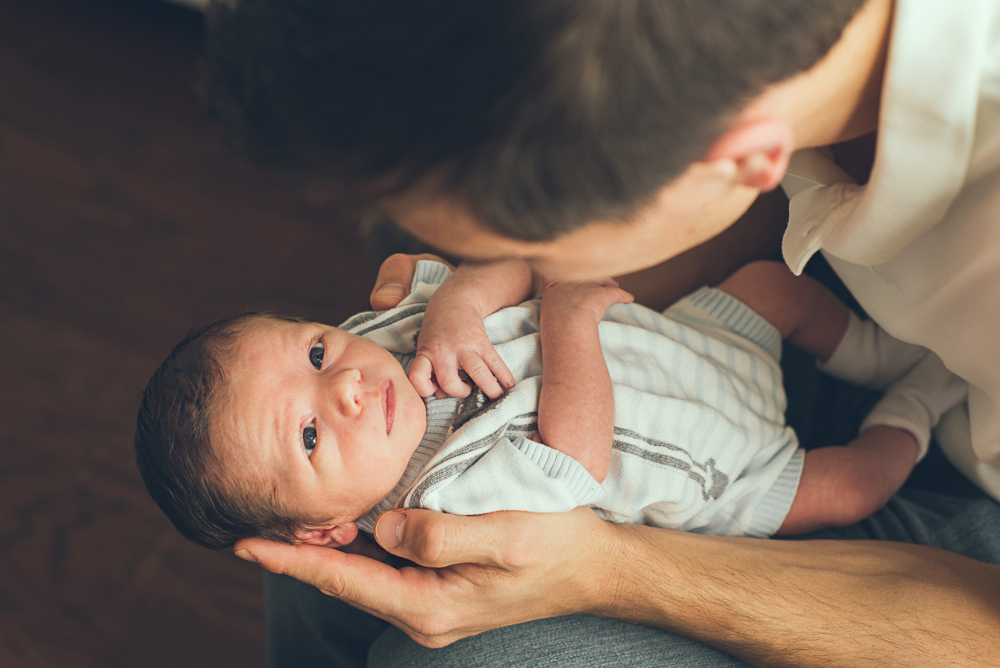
(214, 318), (427, 527)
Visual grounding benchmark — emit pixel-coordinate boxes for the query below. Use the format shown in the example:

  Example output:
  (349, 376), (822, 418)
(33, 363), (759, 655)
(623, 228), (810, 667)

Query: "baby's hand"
(410, 296), (514, 400)
(540, 278), (634, 325)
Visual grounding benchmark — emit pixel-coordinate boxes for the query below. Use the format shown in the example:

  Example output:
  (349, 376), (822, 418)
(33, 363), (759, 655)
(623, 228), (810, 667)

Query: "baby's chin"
(397, 383), (429, 447)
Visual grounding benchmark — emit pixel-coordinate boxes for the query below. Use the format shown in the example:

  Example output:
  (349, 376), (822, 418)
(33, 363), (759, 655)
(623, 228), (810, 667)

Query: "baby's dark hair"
(134, 312), (305, 549)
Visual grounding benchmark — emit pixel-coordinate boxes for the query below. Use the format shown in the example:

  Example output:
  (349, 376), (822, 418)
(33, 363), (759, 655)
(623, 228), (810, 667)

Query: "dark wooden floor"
(0, 0), (373, 665)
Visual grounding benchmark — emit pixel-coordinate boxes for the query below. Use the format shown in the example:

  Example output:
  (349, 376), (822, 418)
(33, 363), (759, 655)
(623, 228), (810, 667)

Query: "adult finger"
(373, 509), (521, 569)
(372, 253), (452, 310)
(337, 531), (395, 563)
(233, 538), (408, 614)
(371, 254), (415, 310)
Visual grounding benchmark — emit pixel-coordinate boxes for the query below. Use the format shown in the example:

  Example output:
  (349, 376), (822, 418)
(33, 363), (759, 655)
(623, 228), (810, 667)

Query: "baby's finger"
(408, 354), (440, 397)
(615, 287), (635, 304)
(459, 353), (504, 400)
(424, 355), (472, 398)
(480, 347), (515, 392)
(435, 371), (473, 398)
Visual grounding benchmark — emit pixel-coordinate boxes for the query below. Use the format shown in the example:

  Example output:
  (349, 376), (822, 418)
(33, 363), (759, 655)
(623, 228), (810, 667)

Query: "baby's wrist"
(543, 299), (605, 326)
(429, 286), (488, 319)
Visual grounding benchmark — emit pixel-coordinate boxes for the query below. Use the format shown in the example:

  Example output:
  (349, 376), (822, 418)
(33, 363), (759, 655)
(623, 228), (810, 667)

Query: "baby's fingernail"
(235, 550), (258, 563)
(374, 284), (406, 302)
(375, 511), (407, 549)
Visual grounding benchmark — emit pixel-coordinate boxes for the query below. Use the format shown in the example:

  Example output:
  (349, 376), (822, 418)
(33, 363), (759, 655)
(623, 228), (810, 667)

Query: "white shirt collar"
(781, 0), (989, 274)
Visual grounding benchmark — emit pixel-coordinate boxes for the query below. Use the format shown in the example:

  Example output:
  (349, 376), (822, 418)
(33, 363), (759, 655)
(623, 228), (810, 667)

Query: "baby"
(135, 258), (965, 549)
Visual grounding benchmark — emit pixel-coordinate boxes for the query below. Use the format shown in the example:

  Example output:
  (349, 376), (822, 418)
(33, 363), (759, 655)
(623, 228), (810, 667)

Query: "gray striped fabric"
(353, 261), (802, 538)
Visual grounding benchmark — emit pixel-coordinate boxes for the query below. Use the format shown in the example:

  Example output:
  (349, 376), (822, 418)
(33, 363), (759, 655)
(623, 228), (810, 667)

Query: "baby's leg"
(714, 260), (850, 363)
(774, 426), (918, 536)
(716, 261), (929, 385)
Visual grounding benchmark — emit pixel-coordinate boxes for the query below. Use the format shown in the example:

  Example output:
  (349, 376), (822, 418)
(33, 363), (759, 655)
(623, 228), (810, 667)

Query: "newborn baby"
(135, 258), (963, 549)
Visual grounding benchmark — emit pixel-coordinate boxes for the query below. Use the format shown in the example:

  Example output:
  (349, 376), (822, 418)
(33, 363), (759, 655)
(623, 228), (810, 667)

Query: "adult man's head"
(206, 0), (872, 277)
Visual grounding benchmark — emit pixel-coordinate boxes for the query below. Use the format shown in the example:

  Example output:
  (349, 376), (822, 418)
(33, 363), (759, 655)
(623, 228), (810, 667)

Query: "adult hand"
(370, 253), (455, 310)
(233, 507), (616, 648)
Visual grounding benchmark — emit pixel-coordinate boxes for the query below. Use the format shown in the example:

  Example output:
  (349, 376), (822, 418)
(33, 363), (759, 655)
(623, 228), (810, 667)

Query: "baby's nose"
(332, 369), (363, 414)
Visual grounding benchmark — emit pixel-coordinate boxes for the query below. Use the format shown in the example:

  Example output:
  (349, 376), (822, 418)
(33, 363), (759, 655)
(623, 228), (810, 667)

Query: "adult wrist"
(583, 522), (698, 631)
(566, 514), (654, 618)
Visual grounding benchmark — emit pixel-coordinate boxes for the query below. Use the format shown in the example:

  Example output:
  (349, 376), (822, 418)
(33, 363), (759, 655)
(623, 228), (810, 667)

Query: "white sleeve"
(400, 260), (453, 305)
(339, 260), (453, 354)
(408, 436), (605, 516)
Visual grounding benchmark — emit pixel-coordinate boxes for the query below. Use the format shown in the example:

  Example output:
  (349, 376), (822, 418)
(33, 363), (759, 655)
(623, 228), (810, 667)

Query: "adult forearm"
(598, 524), (1000, 667)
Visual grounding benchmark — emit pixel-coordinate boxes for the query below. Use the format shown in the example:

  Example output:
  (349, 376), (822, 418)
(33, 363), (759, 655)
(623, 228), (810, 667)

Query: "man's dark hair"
(134, 313), (303, 549)
(205, 0), (866, 240)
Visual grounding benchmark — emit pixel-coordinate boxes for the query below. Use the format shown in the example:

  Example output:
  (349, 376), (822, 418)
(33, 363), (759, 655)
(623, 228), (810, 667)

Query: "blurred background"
(0, 0), (373, 665)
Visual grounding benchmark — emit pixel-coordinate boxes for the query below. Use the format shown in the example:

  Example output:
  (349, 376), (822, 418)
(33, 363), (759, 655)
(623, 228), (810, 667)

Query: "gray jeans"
(263, 488), (1000, 668)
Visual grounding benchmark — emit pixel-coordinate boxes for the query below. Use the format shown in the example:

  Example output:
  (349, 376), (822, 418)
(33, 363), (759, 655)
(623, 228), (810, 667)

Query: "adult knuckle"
(503, 541), (535, 570)
(409, 625), (454, 648)
(316, 575), (347, 599)
(420, 635), (453, 649)
(384, 252), (413, 268)
(412, 520), (448, 564)
(497, 524), (536, 569)
(409, 617), (443, 640)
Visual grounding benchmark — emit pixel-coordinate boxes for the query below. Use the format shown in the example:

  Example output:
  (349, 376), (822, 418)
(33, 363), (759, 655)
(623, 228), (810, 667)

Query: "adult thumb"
(373, 509), (506, 569)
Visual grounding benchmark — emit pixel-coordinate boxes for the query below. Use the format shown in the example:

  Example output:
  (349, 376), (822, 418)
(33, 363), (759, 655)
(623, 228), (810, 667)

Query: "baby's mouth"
(383, 380), (395, 436)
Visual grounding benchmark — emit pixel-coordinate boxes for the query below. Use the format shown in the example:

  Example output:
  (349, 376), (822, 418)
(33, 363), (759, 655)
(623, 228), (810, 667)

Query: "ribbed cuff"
(748, 448), (804, 537)
(687, 287), (783, 361)
(513, 437), (605, 506)
(412, 260), (453, 288)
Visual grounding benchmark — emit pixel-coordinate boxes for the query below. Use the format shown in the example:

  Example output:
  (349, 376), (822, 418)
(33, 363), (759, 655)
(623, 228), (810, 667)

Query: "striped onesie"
(352, 261), (803, 538)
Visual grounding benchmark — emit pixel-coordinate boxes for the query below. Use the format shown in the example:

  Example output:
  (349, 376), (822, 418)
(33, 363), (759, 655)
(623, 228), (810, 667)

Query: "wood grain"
(0, 1), (372, 665)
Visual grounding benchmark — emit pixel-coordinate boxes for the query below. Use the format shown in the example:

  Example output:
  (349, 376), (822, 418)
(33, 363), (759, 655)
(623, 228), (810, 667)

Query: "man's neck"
(746, 0), (894, 150)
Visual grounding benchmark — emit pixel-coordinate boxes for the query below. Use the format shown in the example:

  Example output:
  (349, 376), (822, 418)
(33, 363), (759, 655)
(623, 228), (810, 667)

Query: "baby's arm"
(410, 259), (536, 399)
(537, 280), (633, 483)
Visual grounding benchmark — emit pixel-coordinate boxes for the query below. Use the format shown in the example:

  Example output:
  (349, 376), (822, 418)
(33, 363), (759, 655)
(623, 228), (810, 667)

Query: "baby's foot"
(859, 352), (967, 462)
(818, 312), (929, 390)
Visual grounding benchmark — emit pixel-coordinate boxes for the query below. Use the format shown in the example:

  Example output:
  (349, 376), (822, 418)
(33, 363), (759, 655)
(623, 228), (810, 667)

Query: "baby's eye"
(303, 424), (317, 457)
(309, 343), (325, 370)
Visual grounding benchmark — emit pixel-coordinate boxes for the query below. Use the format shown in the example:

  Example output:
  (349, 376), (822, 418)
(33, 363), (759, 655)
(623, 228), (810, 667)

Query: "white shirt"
(781, 0), (1000, 499)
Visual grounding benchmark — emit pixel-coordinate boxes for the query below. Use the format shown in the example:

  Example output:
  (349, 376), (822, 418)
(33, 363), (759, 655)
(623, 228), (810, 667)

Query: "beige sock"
(817, 311), (930, 390)
(859, 352), (968, 462)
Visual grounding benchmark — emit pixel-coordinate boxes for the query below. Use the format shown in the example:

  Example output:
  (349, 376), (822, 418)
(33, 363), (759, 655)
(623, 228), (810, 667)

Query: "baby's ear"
(295, 522), (359, 547)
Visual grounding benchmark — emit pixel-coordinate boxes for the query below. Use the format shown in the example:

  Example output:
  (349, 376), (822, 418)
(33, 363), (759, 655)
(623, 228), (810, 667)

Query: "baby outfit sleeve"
(401, 260), (454, 305)
(339, 260), (453, 356)
(403, 435), (606, 516)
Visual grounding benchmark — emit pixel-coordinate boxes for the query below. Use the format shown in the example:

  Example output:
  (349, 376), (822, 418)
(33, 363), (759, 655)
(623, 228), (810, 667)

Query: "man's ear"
(295, 522), (359, 547)
(703, 119), (794, 192)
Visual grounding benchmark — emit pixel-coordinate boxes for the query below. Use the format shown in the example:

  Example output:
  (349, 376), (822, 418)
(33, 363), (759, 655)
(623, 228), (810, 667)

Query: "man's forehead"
(388, 193), (672, 280)
(388, 196), (543, 261)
